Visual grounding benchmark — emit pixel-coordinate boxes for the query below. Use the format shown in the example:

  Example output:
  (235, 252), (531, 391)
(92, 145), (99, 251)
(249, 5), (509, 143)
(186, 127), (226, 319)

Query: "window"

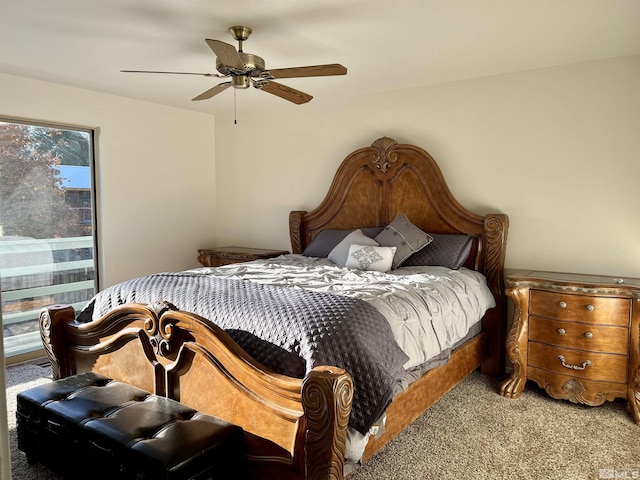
(0, 118), (98, 358)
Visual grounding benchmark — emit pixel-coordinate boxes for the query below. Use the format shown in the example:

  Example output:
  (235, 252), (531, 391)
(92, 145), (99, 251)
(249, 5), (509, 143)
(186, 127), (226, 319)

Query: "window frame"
(0, 115), (100, 360)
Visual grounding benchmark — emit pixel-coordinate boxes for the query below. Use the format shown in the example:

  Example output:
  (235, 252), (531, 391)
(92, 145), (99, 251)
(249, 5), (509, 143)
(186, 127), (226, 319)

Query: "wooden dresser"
(197, 246), (289, 267)
(499, 269), (640, 425)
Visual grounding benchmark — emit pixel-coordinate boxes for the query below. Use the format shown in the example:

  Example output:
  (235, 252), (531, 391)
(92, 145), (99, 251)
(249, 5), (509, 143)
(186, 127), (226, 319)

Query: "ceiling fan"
(121, 26), (347, 105)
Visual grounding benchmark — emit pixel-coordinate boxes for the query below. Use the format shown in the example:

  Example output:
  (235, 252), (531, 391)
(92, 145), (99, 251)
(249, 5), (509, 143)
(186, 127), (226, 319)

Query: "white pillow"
(328, 229), (379, 266)
(345, 244), (397, 273)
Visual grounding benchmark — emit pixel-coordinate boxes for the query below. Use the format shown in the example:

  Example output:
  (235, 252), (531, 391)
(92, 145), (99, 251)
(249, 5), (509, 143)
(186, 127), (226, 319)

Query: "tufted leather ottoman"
(17, 372), (246, 479)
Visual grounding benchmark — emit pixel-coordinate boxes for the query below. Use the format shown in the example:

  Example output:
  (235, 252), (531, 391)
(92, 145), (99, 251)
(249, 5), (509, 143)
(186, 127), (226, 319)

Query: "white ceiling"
(2, 0), (640, 115)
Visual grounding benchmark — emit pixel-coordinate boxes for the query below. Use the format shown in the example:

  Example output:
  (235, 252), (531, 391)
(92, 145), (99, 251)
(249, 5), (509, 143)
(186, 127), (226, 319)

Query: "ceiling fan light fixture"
(232, 76), (250, 89)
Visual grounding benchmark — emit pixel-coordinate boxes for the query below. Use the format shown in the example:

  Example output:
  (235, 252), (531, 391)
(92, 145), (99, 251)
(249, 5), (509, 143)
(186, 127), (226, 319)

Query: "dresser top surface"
(198, 246), (289, 258)
(505, 269), (640, 291)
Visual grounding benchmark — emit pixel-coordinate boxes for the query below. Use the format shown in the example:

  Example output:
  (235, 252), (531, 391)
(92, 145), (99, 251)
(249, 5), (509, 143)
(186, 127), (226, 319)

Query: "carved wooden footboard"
(40, 301), (353, 480)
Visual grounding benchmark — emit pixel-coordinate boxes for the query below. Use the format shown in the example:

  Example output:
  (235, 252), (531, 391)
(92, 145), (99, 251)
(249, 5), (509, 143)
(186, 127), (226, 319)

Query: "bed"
(39, 136), (509, 480)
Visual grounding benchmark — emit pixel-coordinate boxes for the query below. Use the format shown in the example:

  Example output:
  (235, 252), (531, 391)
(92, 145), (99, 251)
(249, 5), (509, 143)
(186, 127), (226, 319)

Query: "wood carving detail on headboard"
(484, 213), (510, 295)
(369, 136), (398, 173)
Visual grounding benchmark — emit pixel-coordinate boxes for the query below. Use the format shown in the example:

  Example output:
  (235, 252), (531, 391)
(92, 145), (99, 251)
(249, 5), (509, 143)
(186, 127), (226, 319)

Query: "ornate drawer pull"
(558, 301), (567, 308)
(586, 304), (595, 312)
(557, 328), (566, 335)
(584, 332), (593, 339)
(558, 355), (591, 370)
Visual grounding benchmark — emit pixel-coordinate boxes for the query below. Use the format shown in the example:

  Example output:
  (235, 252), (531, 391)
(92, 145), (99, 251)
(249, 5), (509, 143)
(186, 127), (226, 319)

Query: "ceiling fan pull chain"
(234, 87), (237, 125)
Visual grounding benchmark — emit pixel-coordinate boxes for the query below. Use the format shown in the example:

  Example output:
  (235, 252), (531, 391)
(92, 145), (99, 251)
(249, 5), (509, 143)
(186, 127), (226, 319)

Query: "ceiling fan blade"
(266, 64), (347, 79)
(192, 82), (231, 101)
(121, 69), (221, 77)
(258, 81), (313, 105)
(205, 39), (245, 71)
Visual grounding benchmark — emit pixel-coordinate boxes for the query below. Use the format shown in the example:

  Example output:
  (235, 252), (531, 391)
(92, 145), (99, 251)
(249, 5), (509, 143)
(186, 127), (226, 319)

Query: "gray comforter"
(78, 270), (409, 435)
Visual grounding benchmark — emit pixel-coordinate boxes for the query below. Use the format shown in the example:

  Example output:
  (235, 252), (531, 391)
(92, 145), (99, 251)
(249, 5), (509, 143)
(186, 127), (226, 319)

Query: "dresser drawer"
(529, 290), (631, 326)
(529, 316), (629, 355)
(528, 342), (628, 383)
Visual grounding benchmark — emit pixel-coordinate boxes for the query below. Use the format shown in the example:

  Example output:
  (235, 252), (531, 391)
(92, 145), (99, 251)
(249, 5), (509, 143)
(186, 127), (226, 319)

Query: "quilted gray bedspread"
(78, 271), (409, 434)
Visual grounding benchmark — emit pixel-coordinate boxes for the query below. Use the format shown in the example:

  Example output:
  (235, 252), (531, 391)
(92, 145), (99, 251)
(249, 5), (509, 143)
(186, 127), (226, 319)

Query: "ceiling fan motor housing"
(216, 52), (265, 78)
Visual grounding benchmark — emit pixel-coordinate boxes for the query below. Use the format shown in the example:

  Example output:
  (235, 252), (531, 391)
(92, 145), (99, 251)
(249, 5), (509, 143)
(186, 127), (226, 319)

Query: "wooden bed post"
(480, 213), (509, 376)
(302, 366), (353, 480)
(40, 304), (77, 380)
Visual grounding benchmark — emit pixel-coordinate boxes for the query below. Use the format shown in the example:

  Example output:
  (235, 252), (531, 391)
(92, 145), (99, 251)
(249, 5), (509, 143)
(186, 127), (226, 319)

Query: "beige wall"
(215, 55), (640, 278)
(0, 73), (217, 287)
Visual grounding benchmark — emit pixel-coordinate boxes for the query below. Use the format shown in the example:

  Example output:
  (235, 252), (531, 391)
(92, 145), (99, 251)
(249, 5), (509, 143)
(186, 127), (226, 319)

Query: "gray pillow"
(327, 230), (379, 266)
(303, 227), (384, 258)
(374, 213), (433, 269)
(402, 233), (473, 269)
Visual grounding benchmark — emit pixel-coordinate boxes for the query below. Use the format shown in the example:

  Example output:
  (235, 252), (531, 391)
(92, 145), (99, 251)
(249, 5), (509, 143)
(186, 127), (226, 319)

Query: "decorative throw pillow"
(303, 227), (384, 258)
(402, 233), (473, 269)
(374, 213), (433, 269)
(328, 229), (379, 266)
(345, 244), (396, 273)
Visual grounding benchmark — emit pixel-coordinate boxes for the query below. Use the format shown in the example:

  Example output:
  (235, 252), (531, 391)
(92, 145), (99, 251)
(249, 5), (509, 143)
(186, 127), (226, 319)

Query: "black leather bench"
(17, 372), (246, 479)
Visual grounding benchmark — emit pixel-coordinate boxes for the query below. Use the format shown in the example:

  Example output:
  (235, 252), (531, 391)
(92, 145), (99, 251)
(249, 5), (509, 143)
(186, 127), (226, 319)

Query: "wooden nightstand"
(197, 246), (289, 267)
(499, 269), (640, 425)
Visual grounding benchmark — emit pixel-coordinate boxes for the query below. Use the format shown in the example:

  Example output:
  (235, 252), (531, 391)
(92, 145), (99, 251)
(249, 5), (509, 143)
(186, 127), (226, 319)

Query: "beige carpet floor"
(5, 360), (639, 480)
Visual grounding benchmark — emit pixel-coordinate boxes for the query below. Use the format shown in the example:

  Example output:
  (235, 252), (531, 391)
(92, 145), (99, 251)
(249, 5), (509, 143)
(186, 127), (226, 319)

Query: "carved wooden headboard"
(289, 136), (509, 373)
